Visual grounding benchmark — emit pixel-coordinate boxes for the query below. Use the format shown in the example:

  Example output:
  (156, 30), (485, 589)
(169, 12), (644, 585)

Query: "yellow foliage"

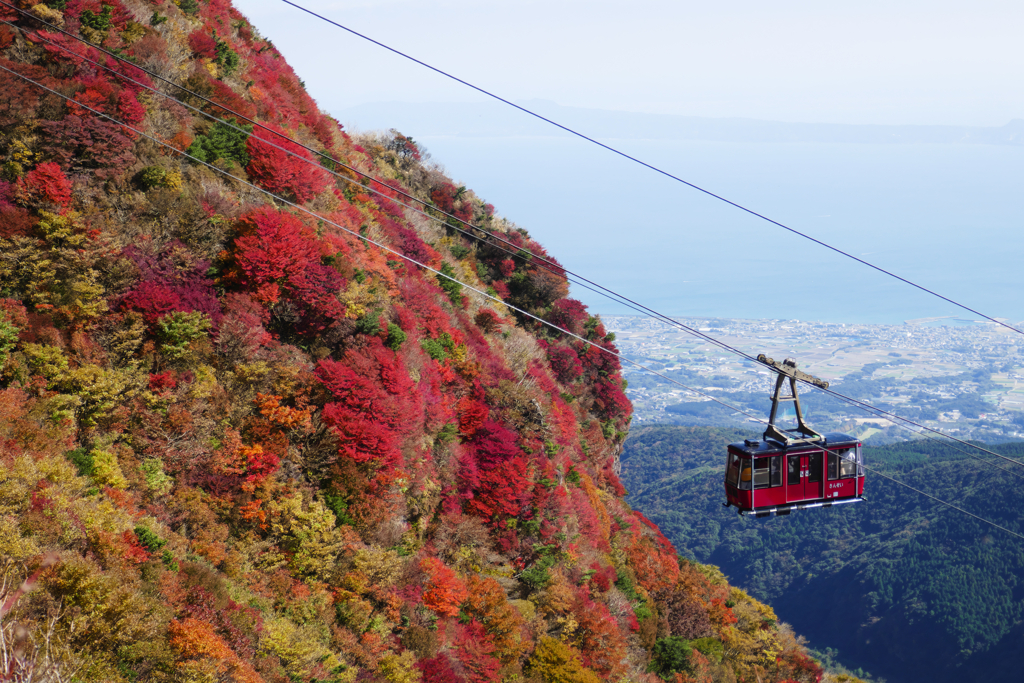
(262, 617), (346, 680)
(22, 344), (141, 427)
(352, 547), (402, 587)
(11, 139), (33, 167)
(266, 492), (346, 578)
(22, 343), (70, 381)
(43, 555), (170, 673)
(721, 588), (783, 678)
(164, 170), (184, 190)
(189, 364), (218, 399)
(0, 515), (42, 560)
(377, 650), (421, 683)
(90, 449), (128, 490)
(29, 4), (64, 26)
(37, 210), (87, 250)
(233, 361), (270, 385)
(528, 637), (602, 683)
(0, 456), (35, 516)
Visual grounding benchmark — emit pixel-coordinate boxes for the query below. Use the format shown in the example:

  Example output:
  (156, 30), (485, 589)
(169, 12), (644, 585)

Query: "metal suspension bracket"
(758, 354), (829, 445)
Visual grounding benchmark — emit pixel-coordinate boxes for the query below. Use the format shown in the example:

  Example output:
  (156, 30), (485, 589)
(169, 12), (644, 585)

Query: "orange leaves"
(421, 557), (467, 618)
(462, 574), (527, 663)
(255, 392), (312, 430)
(169, 617), (264, 683)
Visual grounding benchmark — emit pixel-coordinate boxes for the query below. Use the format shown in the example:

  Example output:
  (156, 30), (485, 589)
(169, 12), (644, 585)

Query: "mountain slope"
(0, 1), (838, 682)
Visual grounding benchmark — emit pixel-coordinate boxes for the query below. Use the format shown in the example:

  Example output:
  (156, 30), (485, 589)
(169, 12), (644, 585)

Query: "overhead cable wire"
(7, 6), (1023, 477)
(5, 62), (1022, 543)
(278, 0), (1024, 338)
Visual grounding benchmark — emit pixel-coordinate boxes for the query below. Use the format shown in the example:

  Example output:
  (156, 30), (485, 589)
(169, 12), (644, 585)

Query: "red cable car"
(724, 355), (865, 517)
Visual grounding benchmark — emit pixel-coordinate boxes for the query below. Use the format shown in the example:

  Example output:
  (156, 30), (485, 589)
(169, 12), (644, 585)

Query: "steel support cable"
(809, 384), (1024, 471)
(277, 0), (1024, 338)
(0, 8), (764, 368)
(6, 62), (1022, 544)
(0, 63), (748, 431)
(7, 10), (1022, 475)
(9, 13), (1024, 489)
(0, 4), (731, 352)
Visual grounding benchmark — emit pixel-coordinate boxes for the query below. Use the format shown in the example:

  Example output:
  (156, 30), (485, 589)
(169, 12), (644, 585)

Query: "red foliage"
(246, 124), (331, 203)
(0, 205), (37, 239)
(467, 419), (520, 468)
(120, 280), (187, 326)
(0, 25), (13, 51)
(464, 456), (530, 521)
(591, 377), (631, 421)
(149, 372), (178, 393)
(13, 162), (72, 209)
(454, 620), (502, 683)
(38, 115), (136, 179)
(0, 58), (56, 128)
(775, 649), (824, 683)
(65, 0), (133, 32)
(456, 396), (489, 439)
(208, 79), (256, 120)
(572, 590), (629, 678)
(121, 530), (152, 565)
(227, 206), (345, 327)
(546, 298), (589, 337)
(473, 308), (504, 334)
(320, 405), (400, 466)
(188, 31), (218, 58)
(123, 240), (221, 324)
(215, 293), (271, 357)
(420, 557), (467, 617)
(316, 339), (421, 470)
(418, 653), (467, 683)
(117, 89), (147, 125)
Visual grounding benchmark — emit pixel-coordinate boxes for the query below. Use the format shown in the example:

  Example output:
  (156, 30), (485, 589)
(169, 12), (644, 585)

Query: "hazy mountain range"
(339, 100), (1024, 145)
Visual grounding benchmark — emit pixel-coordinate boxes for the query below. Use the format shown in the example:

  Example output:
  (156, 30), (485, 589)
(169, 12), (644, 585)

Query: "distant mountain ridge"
(340, 100), (1024, 146)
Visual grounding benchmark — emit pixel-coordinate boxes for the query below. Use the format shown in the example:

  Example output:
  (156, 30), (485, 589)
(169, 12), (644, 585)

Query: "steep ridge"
(1, 2), (837, 681)
(622, 425), (1024, 683)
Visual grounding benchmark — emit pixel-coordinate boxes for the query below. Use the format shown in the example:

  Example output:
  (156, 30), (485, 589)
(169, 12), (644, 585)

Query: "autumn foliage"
(0, 1), (828, 681)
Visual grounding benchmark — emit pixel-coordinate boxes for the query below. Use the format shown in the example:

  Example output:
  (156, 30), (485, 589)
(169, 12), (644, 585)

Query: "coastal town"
(604, 315), (1024, 444)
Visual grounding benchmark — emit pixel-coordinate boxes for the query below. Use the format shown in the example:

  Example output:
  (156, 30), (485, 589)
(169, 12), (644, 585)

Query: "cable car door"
(786, 451), (824, 501)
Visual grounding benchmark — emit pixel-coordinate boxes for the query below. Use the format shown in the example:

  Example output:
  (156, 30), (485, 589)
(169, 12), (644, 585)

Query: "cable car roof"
(728, 432), (860, 457)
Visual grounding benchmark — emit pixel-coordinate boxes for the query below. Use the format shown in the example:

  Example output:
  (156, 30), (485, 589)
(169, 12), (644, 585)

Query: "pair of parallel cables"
(0, 4), (1021, 539)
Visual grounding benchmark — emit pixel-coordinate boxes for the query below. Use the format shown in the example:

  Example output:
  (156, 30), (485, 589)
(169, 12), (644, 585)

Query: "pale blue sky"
(236, 0), (1022, 127)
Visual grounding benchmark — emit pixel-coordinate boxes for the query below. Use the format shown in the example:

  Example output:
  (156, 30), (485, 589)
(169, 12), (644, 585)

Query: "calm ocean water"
(417, 136), (1024, 325)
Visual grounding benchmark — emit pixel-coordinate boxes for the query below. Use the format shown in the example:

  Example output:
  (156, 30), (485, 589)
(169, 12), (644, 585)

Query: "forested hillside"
(0, 1), (843, 681)
(622, 425), (1024, 683)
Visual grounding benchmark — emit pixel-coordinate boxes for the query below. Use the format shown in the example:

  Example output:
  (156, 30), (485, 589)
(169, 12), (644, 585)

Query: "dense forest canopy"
(0, 1), (849, 682)
(622, 425), (1024, 683)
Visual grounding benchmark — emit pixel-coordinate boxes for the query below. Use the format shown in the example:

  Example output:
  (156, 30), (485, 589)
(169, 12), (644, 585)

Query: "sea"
(413, 135), (1023, 326)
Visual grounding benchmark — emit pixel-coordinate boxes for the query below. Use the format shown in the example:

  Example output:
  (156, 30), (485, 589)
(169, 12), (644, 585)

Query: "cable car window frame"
(726, 452), (741, 487)
(753, 455), (782, 489)
(739, 459), (752, 490)
(808, 451), (823, 483)
(828, 448), (860, 480)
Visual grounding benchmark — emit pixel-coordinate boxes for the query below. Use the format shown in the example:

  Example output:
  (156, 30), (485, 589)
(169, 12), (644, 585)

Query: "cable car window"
(726, 453), (741, 487)
(754, 456), (782, 489)
(739, 460), (752, 490)
(787, 455), (801, 485)
(771, 456), (782, 486)
(839, 448), (858, 478)
(828, 451), (840, 480)
(808, 452), (823, 483)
